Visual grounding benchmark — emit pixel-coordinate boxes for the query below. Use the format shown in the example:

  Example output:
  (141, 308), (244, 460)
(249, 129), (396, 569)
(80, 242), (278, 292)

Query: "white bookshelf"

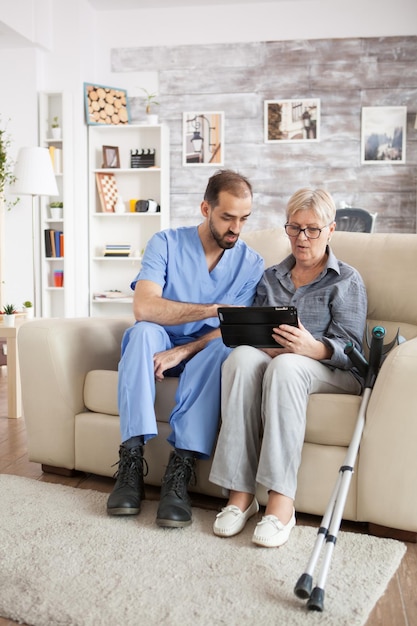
(38, 91), (75, 317)
(88, 124), (170, 317)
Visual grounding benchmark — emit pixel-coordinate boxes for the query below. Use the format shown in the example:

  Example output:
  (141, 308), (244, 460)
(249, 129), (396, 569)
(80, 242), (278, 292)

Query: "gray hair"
(286, 188), (336, 224)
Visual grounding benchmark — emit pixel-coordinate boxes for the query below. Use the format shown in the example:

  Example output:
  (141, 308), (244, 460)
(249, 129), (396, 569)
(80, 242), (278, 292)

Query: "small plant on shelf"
(50, 201), (63, 208)
(141, 88), (159, 114)
(22, 300), (34, 318)
(50, 116), (61, 139)
(2, 304), (17, 315)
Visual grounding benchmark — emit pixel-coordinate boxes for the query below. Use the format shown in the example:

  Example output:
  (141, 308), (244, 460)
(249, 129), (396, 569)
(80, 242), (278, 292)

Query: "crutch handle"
(344, 342), (368, 378)
(365, 326), (385, 388)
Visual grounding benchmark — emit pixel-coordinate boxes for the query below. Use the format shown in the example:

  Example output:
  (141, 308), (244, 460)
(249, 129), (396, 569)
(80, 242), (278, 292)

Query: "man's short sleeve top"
(131, 226), (264, 339)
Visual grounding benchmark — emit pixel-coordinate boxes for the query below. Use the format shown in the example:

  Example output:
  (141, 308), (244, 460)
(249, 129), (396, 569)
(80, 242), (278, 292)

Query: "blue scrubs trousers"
(117, 321), (231, 459)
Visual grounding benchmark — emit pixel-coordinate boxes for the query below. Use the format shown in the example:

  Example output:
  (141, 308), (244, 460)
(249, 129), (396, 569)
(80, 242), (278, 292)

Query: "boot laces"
(112, 447), (149, 488)
(162, 453), (196, 498)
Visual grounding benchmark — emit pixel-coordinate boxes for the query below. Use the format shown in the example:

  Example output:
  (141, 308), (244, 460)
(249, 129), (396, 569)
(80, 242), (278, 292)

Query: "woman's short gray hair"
(286, 188), (336, 225)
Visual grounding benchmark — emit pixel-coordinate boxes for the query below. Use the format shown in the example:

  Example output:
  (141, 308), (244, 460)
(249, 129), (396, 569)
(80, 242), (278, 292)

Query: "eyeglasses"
(284, 223), (331, 240)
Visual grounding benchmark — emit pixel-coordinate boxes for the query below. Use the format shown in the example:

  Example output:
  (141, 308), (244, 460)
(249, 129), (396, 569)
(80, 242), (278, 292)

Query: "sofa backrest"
(241, 228), (417, 341)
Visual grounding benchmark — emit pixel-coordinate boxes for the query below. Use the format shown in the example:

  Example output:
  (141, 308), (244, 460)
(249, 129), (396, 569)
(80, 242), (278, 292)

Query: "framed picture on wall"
(84, 83), (130, 125)
(361, 106), (406, 164)
(264, 99), (320, 143)
(183, 112), (224, 166)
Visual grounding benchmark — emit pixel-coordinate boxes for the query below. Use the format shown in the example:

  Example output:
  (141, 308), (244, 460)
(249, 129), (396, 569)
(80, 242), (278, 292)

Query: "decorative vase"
(3, 314), (15, 327)
(23, 307), (34, 319)
(115, 196), (125, 214)
(50, 207), (63, 220)
(145, 114), (158, 125)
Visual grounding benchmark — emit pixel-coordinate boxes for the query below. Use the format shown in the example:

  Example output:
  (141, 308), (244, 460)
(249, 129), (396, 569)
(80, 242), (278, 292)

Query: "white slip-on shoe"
(251, 509), (296, 547)
(213, 498), (259, 537)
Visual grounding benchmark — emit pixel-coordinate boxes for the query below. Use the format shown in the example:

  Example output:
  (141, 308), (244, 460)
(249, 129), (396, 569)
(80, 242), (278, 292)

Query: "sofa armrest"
(358, 337), (417, 532)
(18, 317), (132, 470)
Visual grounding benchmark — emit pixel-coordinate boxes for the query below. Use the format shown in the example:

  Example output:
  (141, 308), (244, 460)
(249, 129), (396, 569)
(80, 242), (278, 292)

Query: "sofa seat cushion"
(85, 370), (361, 448)
(84, 370), (119, 415)
(305, 394), (362, 446)
(84, 370), (178, 422)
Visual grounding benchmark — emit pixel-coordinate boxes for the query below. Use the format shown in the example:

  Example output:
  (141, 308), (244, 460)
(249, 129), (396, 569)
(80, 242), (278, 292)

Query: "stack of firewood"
(85, 85), (129, 125)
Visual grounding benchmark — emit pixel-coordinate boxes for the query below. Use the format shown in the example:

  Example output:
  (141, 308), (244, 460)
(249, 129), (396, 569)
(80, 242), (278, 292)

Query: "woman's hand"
(270, 320), (332, 360)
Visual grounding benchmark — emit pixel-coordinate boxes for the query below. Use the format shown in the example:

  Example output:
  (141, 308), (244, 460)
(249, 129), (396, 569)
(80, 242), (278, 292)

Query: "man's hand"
(153, 345), (189, 382)
(153, 328), (222, 381)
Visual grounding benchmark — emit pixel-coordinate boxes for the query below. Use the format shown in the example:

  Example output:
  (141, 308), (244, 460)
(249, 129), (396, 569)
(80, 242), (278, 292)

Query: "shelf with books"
(38, 91), (75, 318)
(88, 123), (170, 317)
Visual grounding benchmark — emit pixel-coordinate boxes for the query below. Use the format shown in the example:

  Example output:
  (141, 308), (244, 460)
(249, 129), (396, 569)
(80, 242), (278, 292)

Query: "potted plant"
(0, 117), (19, 211)
(51, 116), (61, 140)
(141, 89), (159, 125)
(22, 300), (34, 319)
(49, 201), (63, 219)
(2, 303), (17, 327)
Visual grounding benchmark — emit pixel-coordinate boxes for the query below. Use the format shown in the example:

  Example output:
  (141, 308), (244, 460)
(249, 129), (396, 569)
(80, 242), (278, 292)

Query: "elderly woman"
(209, 188), (367, 547)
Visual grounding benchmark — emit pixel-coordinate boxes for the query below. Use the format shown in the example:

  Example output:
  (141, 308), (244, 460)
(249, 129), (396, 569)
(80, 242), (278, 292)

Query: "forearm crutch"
(294, 325), (400, 612)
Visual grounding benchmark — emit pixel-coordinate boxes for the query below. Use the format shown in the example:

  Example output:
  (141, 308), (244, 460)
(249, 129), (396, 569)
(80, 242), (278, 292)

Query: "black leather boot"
(107, 444), (148, 515)
(156, 449), (196, 528)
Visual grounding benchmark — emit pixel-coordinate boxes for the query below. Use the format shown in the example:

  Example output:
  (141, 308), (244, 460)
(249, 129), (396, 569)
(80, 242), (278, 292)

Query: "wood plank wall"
(112, 36), (417, 233)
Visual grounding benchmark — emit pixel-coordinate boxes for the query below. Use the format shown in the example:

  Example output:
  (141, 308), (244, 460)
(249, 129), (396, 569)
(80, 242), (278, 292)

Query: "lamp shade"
(12, 146), (58, 196)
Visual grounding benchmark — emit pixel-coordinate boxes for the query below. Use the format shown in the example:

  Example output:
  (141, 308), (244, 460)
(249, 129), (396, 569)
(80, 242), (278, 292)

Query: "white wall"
(0, 0), (95, 312)
(0, 0), (416, 311)
(1, 48), (40, 310)
(94, 0), (417, 51)
(93, 0), (417, 102)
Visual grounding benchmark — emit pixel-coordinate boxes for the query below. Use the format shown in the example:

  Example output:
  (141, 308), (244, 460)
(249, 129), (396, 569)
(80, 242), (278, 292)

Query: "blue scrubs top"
(131, 226), (264, 341)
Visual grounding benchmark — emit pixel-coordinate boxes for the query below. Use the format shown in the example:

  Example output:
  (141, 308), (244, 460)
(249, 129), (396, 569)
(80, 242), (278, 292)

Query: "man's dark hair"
(204, 169), (253, 208)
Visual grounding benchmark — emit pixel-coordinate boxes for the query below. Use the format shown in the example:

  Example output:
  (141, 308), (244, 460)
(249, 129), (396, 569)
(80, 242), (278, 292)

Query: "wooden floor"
(0, 366), (416, 626)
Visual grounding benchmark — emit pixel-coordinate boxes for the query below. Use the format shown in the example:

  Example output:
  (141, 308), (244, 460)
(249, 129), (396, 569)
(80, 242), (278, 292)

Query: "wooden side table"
(0, 317), (27, 418)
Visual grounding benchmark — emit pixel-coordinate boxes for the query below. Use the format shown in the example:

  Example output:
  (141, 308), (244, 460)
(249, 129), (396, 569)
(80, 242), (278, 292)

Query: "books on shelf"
(49, 146), (63, 174)
(93, 290), (131, 301)
(103, 243), (131, 257)
(44, 229), (64, 257)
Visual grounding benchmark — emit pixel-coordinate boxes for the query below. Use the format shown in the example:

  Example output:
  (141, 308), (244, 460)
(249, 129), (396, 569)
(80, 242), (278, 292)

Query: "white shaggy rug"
(0, 475), (406, 626)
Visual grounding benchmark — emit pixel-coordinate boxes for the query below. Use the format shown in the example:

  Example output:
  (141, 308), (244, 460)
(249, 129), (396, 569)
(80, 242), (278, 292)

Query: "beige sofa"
(18, 228), (417, 539)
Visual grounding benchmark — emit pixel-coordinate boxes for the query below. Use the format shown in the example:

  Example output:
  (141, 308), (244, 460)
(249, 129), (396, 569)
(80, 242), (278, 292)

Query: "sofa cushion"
(84, 370), (118, 415)
(84, 370), (178, 424)
(305, 393), (361, 446)
(85, 370), (360, 447)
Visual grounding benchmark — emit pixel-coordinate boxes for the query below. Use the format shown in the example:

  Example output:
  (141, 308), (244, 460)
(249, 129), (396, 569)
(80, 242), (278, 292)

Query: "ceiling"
(0, 1), (303, 48)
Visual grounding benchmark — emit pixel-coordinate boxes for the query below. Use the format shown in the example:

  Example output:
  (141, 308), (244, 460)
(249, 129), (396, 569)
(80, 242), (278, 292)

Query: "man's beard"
(209, 218), (238, 250)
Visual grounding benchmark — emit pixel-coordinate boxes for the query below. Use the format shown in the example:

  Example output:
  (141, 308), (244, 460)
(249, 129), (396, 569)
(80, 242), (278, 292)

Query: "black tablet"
(218, 306), (298, 348)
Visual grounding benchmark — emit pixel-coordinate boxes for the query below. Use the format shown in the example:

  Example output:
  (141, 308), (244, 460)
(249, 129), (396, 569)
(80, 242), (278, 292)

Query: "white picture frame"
(183, 111), (224, 166)
(264, 99), (320, 143)
(361, 106), (407, 164)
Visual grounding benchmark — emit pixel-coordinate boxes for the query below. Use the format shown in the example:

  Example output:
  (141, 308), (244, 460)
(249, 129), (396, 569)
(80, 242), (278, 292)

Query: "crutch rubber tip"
(294, 573), (313, 599)
(307, 587), (325, 612)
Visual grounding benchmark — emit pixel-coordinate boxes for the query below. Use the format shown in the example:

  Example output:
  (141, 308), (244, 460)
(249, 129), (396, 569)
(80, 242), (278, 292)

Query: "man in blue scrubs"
(107, 169), (264, 528)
